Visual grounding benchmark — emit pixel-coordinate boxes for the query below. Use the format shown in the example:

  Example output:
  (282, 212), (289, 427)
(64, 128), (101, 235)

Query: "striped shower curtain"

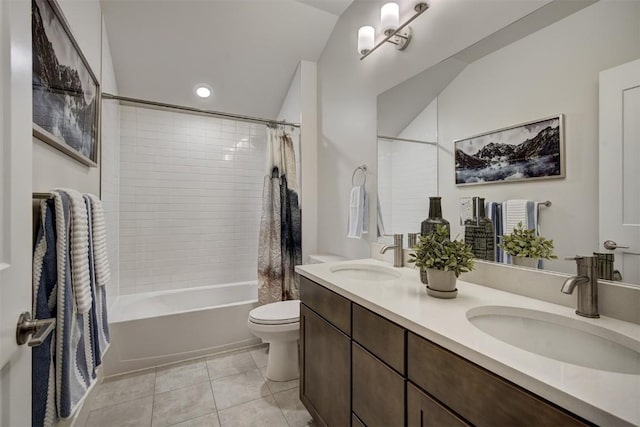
(257, 127), (302, 304)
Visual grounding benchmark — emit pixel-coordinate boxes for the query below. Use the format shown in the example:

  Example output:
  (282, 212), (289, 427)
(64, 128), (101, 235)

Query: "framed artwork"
(32, 0), (100, 167)
(454, 115), (564, 186)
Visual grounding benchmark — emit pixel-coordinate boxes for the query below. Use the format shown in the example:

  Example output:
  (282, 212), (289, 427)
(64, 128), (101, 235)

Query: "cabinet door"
(407, 382), (469, 427)
(352, 343), (405, 427)
(300, 304), (350, 427)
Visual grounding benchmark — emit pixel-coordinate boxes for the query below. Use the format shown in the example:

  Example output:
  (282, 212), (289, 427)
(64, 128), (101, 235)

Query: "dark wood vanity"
(299, 275), (593, 427)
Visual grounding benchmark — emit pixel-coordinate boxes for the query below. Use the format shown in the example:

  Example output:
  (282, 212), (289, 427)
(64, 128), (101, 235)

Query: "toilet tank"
(307, 254), (348, 264)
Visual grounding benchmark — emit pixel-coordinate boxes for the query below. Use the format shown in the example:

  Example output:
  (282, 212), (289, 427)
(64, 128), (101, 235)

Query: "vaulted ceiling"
(101, 0), (353, 119)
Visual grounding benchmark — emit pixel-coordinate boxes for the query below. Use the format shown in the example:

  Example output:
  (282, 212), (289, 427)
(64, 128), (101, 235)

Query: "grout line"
(150, 368), (156, 427)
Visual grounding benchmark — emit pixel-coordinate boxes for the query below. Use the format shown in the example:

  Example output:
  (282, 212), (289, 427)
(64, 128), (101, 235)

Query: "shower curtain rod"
(101, 93), (301, 129)
(377, 135), (436, 145)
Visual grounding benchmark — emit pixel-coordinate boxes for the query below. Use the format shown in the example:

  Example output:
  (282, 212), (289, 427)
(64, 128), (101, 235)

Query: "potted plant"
(498, 222), (557, 268)
(408, 225), (475, 298)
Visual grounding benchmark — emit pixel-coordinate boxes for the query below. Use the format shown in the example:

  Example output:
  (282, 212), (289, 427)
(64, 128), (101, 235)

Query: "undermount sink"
(467, 306), (640, 375)
(329, 264), (402, 282)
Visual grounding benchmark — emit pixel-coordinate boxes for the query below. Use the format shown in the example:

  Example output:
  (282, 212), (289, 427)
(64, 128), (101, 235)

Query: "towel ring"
(352, 165), (367, 186)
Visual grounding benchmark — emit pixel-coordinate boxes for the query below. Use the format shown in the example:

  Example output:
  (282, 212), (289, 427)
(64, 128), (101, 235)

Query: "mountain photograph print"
(32, 0), (100, 166)
(454, 115), (564, 186)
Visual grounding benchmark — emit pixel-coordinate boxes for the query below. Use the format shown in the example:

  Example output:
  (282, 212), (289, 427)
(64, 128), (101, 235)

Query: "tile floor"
(84, 346), (313, 427)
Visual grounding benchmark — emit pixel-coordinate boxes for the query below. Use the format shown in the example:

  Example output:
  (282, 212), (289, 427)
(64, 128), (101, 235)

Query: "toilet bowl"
(247, 300), (300, 382)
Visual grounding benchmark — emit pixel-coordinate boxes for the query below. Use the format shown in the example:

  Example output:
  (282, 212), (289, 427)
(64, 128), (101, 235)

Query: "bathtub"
(103, 281), (260, 376)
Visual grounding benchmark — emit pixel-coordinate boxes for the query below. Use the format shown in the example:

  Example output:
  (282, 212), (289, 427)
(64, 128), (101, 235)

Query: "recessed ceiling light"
(194, 84), (212, 98)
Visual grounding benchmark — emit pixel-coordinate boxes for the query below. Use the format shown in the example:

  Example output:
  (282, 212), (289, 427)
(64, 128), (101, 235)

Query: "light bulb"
(357, 26), (375, 55)
(194, 84), (212, 98)
(381, 3), (400, 36)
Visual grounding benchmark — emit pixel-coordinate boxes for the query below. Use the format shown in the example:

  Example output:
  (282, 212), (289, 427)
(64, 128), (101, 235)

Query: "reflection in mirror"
(375, 0), (640, 286)
(377, 99), (437, 246)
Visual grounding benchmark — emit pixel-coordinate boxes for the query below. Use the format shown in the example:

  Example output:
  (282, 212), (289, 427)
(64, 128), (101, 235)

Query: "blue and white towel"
(33, 190), (110, 427)
(489, 199), (541, 267)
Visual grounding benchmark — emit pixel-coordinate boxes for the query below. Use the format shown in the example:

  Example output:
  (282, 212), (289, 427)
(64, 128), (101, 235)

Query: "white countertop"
(295, 258), (640, 427)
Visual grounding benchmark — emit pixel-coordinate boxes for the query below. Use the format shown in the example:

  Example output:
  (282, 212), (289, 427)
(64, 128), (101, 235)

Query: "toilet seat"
(249, 300), (300, 325)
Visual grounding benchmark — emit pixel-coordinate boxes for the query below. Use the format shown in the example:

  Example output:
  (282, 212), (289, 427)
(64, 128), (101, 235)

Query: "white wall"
(118, 106), (266, 294)
(277, 60), (319, 262)
(32, 1), (121, 299)
(316, 0), (553, 259)
(437, 0), (640, 273)
(32, 0), (103, 195)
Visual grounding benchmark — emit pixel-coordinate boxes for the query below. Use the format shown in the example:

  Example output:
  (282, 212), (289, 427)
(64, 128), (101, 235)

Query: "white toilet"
(247, 300), (300, 381)
(247, 254), (347, 382)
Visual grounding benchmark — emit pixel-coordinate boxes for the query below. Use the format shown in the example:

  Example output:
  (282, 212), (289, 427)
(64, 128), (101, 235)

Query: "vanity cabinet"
(299, 276), (592, 427)
(299, 277), (351, 427)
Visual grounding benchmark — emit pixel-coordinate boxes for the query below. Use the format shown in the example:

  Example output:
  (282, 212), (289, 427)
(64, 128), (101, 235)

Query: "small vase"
(421, 197), (450, 239)
(512, 256), (539, 268)
(425, 268), (458, 299)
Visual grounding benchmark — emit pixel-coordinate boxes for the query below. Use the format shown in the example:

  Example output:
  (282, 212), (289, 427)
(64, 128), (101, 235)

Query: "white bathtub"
(103, 281), (260, 375)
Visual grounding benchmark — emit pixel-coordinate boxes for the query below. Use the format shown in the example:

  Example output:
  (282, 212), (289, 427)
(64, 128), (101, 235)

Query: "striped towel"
(56, 188), (92, 313)
(85, 194), (111, 287)
(32, 192), (111, 427)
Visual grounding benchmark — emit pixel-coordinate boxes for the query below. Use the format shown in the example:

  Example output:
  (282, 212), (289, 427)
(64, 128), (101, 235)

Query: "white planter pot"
(512, 256), (539, 268)
(425, 268), (457, 296)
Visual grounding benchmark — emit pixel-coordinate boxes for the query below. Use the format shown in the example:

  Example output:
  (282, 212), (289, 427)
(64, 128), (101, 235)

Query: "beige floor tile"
(156, 359), (210, 394)
(249, 346), (268, 368)
(273, 388), (312, 427)
(218, 396), (288, 427)
(91, 371), (156, 410)
(86, 396), (153, 427)
(168, 413), (220, 427)
(206, 352), (257, 380)
(152, 382), (216, 427)
(258, 366), (298, 394)
(211, 369), (270, 410)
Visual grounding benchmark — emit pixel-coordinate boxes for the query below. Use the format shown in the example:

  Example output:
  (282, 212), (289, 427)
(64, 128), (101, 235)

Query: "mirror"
(376, 0), (640, 286)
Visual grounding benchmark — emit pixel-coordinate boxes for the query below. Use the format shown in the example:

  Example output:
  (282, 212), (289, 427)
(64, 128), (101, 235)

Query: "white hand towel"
(56, 188), (92, 314)
(347, 185), (367, 239)
(505, 199), (529, 234)
(86, 194), (111, 287)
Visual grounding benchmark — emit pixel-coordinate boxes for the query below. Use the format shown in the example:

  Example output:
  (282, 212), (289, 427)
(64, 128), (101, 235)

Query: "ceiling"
(101, 0), (353, 120)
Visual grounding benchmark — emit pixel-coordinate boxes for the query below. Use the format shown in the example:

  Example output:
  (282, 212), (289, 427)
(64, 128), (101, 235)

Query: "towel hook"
(352, 165), (367, 186)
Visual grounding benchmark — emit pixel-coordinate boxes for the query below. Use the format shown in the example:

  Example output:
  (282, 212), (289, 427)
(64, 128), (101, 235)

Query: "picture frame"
(32, 0), (100, 167)
(454, 114), (565, 186)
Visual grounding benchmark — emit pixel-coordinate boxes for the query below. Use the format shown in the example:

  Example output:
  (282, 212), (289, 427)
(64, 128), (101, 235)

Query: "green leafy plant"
(408, 225), (475, 277)
(498, 222), (558, 259)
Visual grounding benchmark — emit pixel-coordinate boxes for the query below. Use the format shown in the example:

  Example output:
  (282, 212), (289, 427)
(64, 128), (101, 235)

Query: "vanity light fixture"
(358, 1), (430, 60)
(194, 84), (213, 99)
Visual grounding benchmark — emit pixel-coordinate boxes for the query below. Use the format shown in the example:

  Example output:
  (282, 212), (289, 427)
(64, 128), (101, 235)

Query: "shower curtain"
(257, 126), (302, 304)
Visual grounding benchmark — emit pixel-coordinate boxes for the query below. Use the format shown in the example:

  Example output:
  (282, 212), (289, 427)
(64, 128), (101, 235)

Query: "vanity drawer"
(352, 303), (405, 374)
(352, 343), (405, 427)
(407, 382), (469, 427)
(300, 276), (351, 335)
(407, 332), (589, 427)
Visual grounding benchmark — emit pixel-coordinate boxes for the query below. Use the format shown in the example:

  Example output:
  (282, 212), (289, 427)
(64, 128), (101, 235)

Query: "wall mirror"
(376, 0), (640, 287)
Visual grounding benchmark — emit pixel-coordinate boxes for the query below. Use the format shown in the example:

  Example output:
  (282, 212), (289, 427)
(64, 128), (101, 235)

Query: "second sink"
(467, 306), (640, 375)
(330, 264), (402, 282)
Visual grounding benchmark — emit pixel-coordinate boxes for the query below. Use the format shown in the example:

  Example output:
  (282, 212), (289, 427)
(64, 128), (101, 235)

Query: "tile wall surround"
(119, 106), (267, 295)
(101, 99), (121, 306)
(378, 140), (438, 237)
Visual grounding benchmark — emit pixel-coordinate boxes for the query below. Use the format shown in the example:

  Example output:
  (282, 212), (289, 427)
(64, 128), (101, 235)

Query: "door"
(300, 304), (350, 427)
(0, 0), (34, 425)
(599, 59), (640, 284)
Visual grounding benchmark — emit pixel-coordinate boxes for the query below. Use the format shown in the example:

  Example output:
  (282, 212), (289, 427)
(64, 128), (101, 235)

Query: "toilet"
(247, 254), (347, 382)
(247, 300), (300, 381)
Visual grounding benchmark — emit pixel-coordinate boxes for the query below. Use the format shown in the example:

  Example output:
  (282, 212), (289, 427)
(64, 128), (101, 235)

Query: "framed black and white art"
(32, 0), (100, 167)
(454, 115), (565, 186)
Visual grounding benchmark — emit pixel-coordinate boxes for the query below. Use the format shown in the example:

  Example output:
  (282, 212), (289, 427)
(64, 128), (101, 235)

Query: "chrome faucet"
(380, 234), (404, 267)
(561, 256), (599, 318)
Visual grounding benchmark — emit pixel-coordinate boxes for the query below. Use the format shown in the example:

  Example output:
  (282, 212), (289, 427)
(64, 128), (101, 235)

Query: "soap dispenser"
(464, 197), (495, 261)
